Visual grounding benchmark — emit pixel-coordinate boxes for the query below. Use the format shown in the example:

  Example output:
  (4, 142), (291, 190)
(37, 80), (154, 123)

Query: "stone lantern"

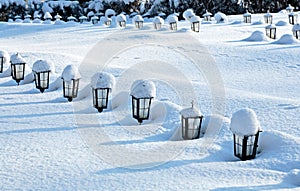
(32, 60), (53, 93)
(153, 16), (164, 30)
(180, 101), (203, 140)
(133, 15), (144, 29)
(116, 14), (126, 27)
(265, 24), (276, 39)
(91, 72), (115, 113)
(190, 16), (201, 32)
(288, 12), (298, 25)
(264, 11), (273, 24)
(230, 108), (262, 161)
(243, 10), (251, 23)
(292, 23), (300, 39)
(61, 65), (81, 102)
(130, 80), (156, 124)
(203, 10), (212, 21)
(10, 53), (26, 85)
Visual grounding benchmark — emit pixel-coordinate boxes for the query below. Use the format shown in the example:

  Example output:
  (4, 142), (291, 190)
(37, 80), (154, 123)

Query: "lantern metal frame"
(191, 21), (200, 32)
(0, 56), (4, 73)
(233, 131), (261, 161)
(62, 78), (80, 102)
(34, 70), (50, 93)
(203, 15), (211, 21)
(243, 15), (251, 23)
(92, 18), (98, 24)
(170, 22), (177, 31)
(293, 29), (300, 39)
(288, 14), (298, 25)
(181, 115), (203, 140)
(154, 22), (162, 30)
(118, 21), (126, 27)
(105, 19), (111, 26)
(135, 21), (143, 29)
(131, 95), (153, 124)
(11, 62), (26, 85)
(264, 14), (273, 24)
(265, 26), (276, 39)
(92, 87), (110, 113)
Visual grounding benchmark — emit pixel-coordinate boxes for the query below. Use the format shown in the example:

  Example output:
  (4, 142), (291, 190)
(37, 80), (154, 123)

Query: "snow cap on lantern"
(62, 64), (81, 81)
(116, 14), (126, 22)
(0, 50), (10, 65)
(230, 108), (261, 136)
(183, 9), (195, 21)
(55, 14), (62, 20)
(91, 72), (115, 89)
(133, 15), (143, 22)
(190, 15), (201, 23)
(203, 10), (212, 21)
(153, 16), (164, 24)
(44, 12), (52, 20)
(130, 80), (156, 99)
(105, 9), (116, 18)
(180, 104), (202, 118)
(32, 60), (53, 73)
(286, 4), (294, 13)
(10, 53), (26, 65)
(167, 14), (178, 23)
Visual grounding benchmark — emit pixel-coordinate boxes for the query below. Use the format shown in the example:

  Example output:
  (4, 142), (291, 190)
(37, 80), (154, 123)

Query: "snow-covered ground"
(0, 12), (300, 190)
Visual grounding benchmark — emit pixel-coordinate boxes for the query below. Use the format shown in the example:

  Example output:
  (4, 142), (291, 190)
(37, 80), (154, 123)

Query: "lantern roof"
(153, 16), (164, 24)
(91, 15), (99, 20)
(67, 16), (76, 20)
(55, 14), (62, 19)
(166, 14), (178, 23)
(244, 10), (251, 16)
(10, 53), (26, 64)
(286, 4), (294, 11)
(79, 15), (87, 19)
(116, 14), (126, 22)
(44, 12), (52, 19)
(266, 24), (276, 29)
(25, 14), (31, 19)
(32, 60), (53, 73)
(133, 15), (144, 22)
(62, 64), (81, 81)
(180, 103), (202, 118)
(87, 11), (95, 17)
(292, 23), (300, 31)
(190, 15), (201, 23)
(230, 108), (261, 136)
(203, 10), (212, 17)
(264, 11), (272, 17)
(130, 80), (156, 98)
(91, 72), (115, 89)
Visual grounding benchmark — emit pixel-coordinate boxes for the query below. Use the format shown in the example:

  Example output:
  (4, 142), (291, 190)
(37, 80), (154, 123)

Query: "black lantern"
(104, 17), (111, 26)
(153, 16), (163, 30)
(91, 16), (99, 24)
(288, 13), (298, 25)
(135, 20), (143, 29)
(190, 16), (201, 33)
(133, 15), (144, 29)
(264, 11), (273, 24)
(79, 16), (88, 23)
(243, 10), (251, 23)
(130, 80), (156, 124)
(170, 22), (177, 31)
(119, 20), (126, 27)
(233, 131), (261, 161)
(0, 55), (3, 73)
(32, 60), (52, 93)
(154, 22), (161, 30)
(91, 72), (115, 113)
(180, 102), (203, 140)
(0, 50), (8, 73)
(10, 53), (26, 85)
(292, 24), (300, 39)
(265, 24), (276, 39)
(62, 65), (81, 102)
(116, 14), (126, 27)
(230, 108), (262, 161)
(203, 10), (212, 21)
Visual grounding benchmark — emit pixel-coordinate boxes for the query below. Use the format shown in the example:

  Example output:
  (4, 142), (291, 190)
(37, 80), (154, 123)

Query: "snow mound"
(230, 108), (261, 136)
(273, 34), (299, 45)
(251, 20), (264, 25)
(292, 24), (300, 31)
(91, 72), (115, 89)
(61, 65), (81, 81)
(214, 12), (228, 23)
(32, 60), (53, 73)
(130, 80), (156, 98)
(183, 9), (195, 21)
(43, 20), (52, 25)
(0, 50), (10, 65)
(230, 20), (242, 25)
(275, 20), (288, 26)
(105, 9), (116, 18)
(284, 169), (300, 186)
(54, 20), (65, 25)
(243, 30), (268, 42)
(190, 15), (201, 23)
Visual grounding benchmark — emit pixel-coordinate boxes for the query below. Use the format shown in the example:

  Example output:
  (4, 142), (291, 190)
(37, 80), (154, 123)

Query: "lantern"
(116, 14), (126, 27)
(91, 72), (115, 113)
(153, 16), (164, 30)
(230, 108), (262, 161)
(61, 65), (81, 102)
(67, 15), (77, 22)
(0, 54), (3, 73)
(292, 24), (300, 39)
(10, 53), (26, 85)
(180, 102), (203, 140)
(203, 10), (212, 21)
(133, 15), (144, 29)
(104, 17), (112, 26)
(0, 50), (9, 73)
(243, 10), (251, 23)
(190, 16), (201, 32)
(130, 80), (156, 124)
(288, 12), (298, 25)
(91, 16), (99, 24)
(32, 60), (52, 93)
(166, 14), (178, 31)
(286, 4), (294, 13)
(264, 11), (273, 24)
(265, 24), (276, 39)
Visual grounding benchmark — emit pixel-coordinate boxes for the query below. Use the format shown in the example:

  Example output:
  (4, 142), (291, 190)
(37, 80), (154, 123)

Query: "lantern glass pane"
(234, 135), (243, 156)
(15, 64), (24, 79)
(64, 80), (73, 97)
(0, 57), (3, 73)
(187, 118), (200, 138)
(95, 88), (108, 108)
(246, 135), (255, 156)
(73, 79), (79, 97)
(139, 98), (150, 118)
(133, 98), (138, 116)
(170, 22), (177, 31)
(38, 72), (49, 88)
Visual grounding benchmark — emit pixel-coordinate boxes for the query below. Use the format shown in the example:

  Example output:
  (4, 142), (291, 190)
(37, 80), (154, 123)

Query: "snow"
(32, 60), (53, 73)
(61, 64), (81, 81)
(55, 14), (62, 20)
(273, 34), (299, 45)
(10, 53), (26, 64)
(130, 79), (156, 98)
(203, 10), (212, 17)
(153, 16), (164, 24)
(214, 12), (228, 23)
(91, 72), (115, 89)
(0, 50), (10, 65)
(266, 24), (276, 29)
(293, 23), (300, 31)
(230, 108), (260, 136)
(275, 20), (288, 26)
(166, 14), (178, 23)
(180, 104), (202, 118)
(0, 11), (300, 190)
(116, 14), (126, 22)
(183, 9), (195, 21)
(243, 30), (268, 42)
(132, 15), (143, 22)
(43, 12), (52, 20)
(105, 9), (116, 18)
(190, 15), (201, 23)
(243, 10), (251, 16)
